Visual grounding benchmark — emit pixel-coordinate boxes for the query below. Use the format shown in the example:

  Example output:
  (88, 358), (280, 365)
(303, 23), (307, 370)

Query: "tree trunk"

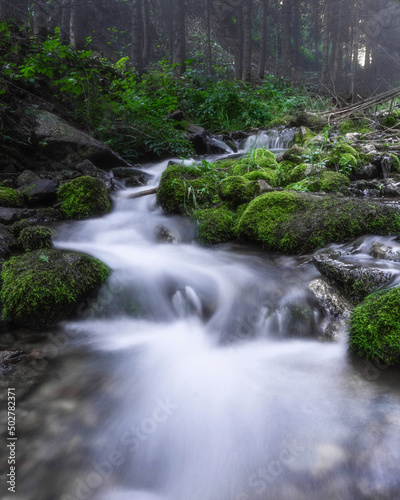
(293, 0), (300, 68)
(242, 0), (252, 82)
(257, 0), (267, 79)
(205, 0), (213, 77)
(332, 8), (343, 83)
(173, 0), (186, 76)
(33, 2), (49, 41)
(235, 4), (243, 80)
(142, 0), (151, 67)
(132, 0), (144, 75)
(313, 0), (319, 70)
(351, 3), (360, 102)
(282, 0), (292, 72)
(320, 0), (330, 86)
(70, 1), (86, 50)
(60, 0), (71, 45)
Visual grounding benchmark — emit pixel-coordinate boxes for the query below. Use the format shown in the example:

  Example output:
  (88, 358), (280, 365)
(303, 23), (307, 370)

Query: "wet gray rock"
(19, 178), (59, 206)
(32, 111), (131, 170)
(355, 164), (380, 180)
(381, 182), (400, 197)
(0, 207), (37, 225)
(0, 223), (18, 258)
(257, 180), (274, 194)
(75, 160), (113, 191)
(349, 179), (381, 197)
(308, 278), (352, 318)
(369, 242), (400, 262)
(17, 169), (39, 188)
(313, 255), (396, 304)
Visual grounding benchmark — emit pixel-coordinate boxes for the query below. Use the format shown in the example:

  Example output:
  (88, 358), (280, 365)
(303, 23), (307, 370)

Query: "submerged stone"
(312, 255), (395, 304)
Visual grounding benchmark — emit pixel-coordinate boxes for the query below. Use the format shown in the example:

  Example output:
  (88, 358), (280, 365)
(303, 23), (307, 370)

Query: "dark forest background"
(2, 0), (400, 98)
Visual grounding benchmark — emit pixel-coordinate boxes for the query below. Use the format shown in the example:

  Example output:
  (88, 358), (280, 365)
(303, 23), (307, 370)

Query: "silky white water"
(13, 153), (400, 500)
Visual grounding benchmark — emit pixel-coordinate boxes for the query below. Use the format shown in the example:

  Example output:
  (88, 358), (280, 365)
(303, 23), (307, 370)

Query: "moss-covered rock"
(0, 187), (25, 208)
(1, 249), (110, 329)
(285, 177), (321, 192)
(242, 168), (278, 186)
(349, 288), (400, 365)
(282, 145), (309, 165)
(58, 176), (111, 219)
(237, 191), (400, 254)
(194, 207), (236, 244)
(319, 171), (350, 192)
(18, 226), (53, 252)
(293, 127), (316, 146)
(325, 143), (359, 173)
(219, 176), (261, 207)
(157, 164), (223, 214)
(232, 149), (279, 176)
(11, 219), (31, 238)
(380, 109), (400, 128)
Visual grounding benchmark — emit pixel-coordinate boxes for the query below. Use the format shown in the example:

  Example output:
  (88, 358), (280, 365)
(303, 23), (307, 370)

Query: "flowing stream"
(7, 141), (400, 500)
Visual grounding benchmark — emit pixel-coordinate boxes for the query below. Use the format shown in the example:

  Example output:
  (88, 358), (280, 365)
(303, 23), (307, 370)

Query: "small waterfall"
(382, 156), (391, 178)
(241, 127), (297, 153)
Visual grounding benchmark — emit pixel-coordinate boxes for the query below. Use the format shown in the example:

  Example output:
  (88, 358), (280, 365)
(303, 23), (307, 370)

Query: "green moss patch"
(1, 249), (110, 329)
(237, 191), (400, 254)
(219, 176), (261, 207)
(194, 207), (236, 244)
(18, 226), (53, 252)
(156, 164), (225, 214)
(0, 187), (25, 208)
(349, 288), (400, 365)
(58, 176), (111, 219)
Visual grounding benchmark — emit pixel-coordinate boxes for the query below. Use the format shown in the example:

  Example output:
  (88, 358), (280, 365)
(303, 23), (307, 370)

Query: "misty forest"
(1, 1), (400, 500)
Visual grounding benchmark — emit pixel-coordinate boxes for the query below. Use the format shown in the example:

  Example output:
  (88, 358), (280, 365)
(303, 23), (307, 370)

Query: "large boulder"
(349, 287), (400, 365)
(313, 256), (396, 303)
(32, 111), (131, 170)
(19, 178), (59, 206)
(237, 191), (400, 254)
(0, 249), (110, 329)
(75, 160), (114, 191)
(0, 224), (18, 259)
(57, 176), (111, 219)
(0, 208), (38, 225)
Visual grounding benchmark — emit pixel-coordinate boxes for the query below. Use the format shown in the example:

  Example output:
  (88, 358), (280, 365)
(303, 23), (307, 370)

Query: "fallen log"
(318, 86), (400, 124)
(126, 187), (158, 199)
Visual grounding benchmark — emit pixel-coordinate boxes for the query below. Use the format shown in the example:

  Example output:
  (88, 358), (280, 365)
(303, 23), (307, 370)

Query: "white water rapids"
(11, 149), (400, 500)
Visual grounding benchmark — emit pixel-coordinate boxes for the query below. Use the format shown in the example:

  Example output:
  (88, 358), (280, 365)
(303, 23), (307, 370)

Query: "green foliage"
(0, 187), (25, 207)
(0, 29), (327, 160)
(1, 249), (110, 329)
(193, 207), (236, 244)
(58, 176), (111, 219)
(349, 288), (400, 365)
(18, 226), (53, 252)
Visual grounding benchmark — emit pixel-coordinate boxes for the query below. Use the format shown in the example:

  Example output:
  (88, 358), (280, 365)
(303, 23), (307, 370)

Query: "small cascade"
(241, 127), (297, 153)
(381, 156), (392, 178)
